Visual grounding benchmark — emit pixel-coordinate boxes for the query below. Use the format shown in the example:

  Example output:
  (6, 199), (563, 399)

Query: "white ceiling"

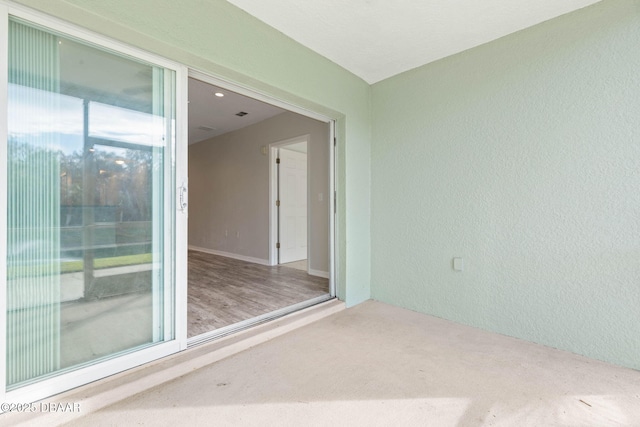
(189, 78), (285, 144)
(227, 0), (602, 84)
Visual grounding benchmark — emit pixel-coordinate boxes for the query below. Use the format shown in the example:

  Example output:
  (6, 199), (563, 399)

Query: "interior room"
(186, 77), (332, 338)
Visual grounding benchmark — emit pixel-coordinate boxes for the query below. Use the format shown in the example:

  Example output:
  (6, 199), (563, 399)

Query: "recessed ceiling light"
(115, 160), (125, 165)
(214, 92), (224, 97)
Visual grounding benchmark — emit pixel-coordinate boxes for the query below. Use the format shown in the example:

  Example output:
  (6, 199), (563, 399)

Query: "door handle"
(178, 183), (188, 213)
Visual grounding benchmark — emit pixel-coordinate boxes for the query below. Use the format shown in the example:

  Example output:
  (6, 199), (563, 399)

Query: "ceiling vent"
(235, 111), (248, 117)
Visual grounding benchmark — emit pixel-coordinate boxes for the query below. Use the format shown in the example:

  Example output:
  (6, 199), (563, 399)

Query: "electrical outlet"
(453, 257), (464, 271)
(224, 229), (228, 237)
(236, 231), (240, 238)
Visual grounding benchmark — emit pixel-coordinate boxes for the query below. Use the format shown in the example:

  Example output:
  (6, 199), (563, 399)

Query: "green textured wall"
(372, 0), (640, 369)
(12, 0), (371, 305)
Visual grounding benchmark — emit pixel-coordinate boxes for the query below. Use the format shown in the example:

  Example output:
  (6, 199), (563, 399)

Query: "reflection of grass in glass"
(8, 253), (153, 279)
(64, 253), (153, 273)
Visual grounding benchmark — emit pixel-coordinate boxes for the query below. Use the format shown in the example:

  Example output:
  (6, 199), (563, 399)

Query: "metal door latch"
(179, 183), (188, 212)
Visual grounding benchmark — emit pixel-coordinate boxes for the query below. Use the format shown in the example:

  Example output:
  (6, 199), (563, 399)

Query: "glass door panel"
(6, 18), (175, 389)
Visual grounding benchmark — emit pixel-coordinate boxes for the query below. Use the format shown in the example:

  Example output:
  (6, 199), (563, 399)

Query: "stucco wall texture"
(371, 0), (640, 369)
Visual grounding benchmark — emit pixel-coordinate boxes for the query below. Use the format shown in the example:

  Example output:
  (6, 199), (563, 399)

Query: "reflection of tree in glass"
(116, 148), (154, 222)
(7, 139), (60, 262)
(7, 142), (60, 228)
(9, 139), (157, 225)
(59, 147), (155, 223)
(9, 138), (159, 258)
(60, 151), (83, 210)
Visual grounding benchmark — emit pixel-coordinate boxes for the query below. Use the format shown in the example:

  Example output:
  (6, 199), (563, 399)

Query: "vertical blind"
(6, 20), (61, 387)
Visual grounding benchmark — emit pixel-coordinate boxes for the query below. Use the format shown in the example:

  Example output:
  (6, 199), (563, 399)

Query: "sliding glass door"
(5, 16), (178, 391)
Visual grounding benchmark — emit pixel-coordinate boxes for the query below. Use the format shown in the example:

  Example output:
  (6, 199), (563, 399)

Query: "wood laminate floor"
(187, 250), (329, 337)
(280, 259), (307, 271)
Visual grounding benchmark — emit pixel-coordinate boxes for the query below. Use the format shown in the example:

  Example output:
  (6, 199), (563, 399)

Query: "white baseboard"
(308, 268), (330, 279)
(188, 246), (270, 266)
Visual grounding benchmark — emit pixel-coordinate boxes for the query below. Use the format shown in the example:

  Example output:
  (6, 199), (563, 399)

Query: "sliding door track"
(187, 294), (334, 348)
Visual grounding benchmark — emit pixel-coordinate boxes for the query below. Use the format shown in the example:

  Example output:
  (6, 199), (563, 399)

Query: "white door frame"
(269, 135), (310, 267)
(186, 70), (337, 342)
(187, 70), (336, 299)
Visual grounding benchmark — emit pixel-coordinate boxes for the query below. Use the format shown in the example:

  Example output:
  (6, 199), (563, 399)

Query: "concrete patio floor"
(12, 300), (640, 426)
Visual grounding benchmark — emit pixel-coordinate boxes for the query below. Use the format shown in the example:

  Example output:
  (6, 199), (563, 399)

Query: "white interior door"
(279, 148), (307, 264)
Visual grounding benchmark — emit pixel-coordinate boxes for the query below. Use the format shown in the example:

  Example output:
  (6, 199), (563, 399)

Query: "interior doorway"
(278, 146), (308, 265)
(186, 72), (334, 343)
(271, 138), (310, 270)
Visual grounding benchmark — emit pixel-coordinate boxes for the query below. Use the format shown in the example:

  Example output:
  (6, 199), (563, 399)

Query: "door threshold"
(188, 294), (333, 347)
(3, 298), (345, 427)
